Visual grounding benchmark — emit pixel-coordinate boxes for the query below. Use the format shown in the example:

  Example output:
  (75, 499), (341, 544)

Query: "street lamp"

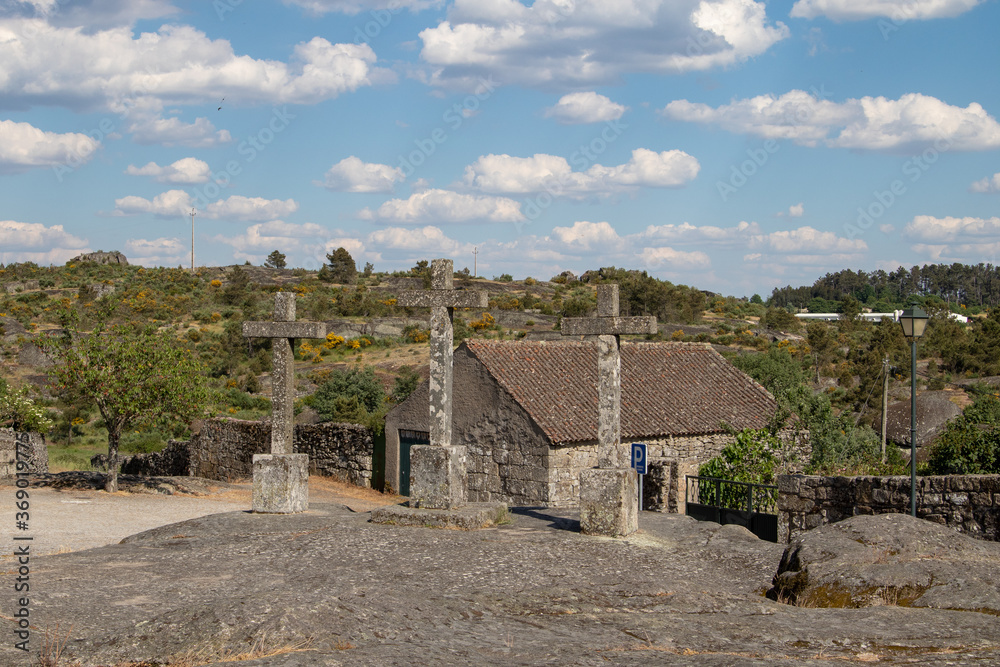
(898, 305), (928, 517)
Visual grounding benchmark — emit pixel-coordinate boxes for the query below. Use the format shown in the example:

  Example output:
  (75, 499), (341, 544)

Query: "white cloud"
(113, 190), (298, 221)
(639, 220), (759, 244)
(359, 189), (524, 223)
(751, 226), (867, 254)
(0, 20), (381, 116)
(776, 203), (805, 217)
(320, 156), (405, 193)
(0, 220), (89, 264)
(126, 113), (231, 148)
(283, 0), (441, 15)
(124, 237), (186, 266)
(664, 91), (1000, 151)
(879, 224), (896, 234)
(125, 158), (211, 184)
(970, 173), (1000, 193)
(544, 92), (627, 125)
(638, 246), (711, 270)
(904, 215), (1000, 242)
(4, 0), (179, 28)
(418, 0), (788, 89)
(550, 221), (625, 251)
(367, 225), (472, 256)
(462, 148), (700, 197)
(790, 0), (982, 21)
(0, 119), (100, 174)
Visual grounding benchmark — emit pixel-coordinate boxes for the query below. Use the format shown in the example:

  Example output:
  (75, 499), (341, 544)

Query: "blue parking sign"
(631, 443), (647, 475)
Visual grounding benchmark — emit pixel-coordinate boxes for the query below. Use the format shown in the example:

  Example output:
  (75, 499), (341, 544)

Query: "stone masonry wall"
(165, 418), (373, 486)
(0, 429), (48, 476)
(778, 474), (1000, 543)
(92, 440), (191, 477)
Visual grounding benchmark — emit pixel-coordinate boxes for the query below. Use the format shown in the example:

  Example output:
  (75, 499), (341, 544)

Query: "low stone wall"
(92, 440), (191, 477)
(188, 418), (373, 487)
(778, 474), (1000, 543)
(0, 429), (48, 476)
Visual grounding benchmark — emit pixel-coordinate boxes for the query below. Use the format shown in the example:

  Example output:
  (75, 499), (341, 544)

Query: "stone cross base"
(579, 467), (638, 537)
(408, 445), (467, 510)
(252, 454), (309, 514)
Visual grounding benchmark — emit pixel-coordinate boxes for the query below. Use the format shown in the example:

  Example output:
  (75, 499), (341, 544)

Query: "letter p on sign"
(631, 443), (647, 475)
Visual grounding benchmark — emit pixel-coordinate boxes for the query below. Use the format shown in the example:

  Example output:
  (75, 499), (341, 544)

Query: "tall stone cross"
(562, 283), (657, 535)
(242, 292), (327, 513)
(397, 259), (488, 508)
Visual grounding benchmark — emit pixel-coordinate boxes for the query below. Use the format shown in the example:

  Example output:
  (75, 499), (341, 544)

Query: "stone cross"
(562, 284), (657, 467)
(562, 283), (657, 536)
(241, 293), (326, 514)
(397, 259), (488, 508)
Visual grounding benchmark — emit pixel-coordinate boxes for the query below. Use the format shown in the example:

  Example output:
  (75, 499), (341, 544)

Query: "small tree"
(325, 247), (357, 284)
(42, 325), (208, 491)
(264, 250), (287, 269)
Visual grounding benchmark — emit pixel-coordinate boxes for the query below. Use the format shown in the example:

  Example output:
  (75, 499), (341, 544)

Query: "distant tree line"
(768, 263), (1000, 311)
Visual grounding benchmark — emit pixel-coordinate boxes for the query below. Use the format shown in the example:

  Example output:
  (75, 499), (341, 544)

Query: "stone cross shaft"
(243, 293), (327, 455)
(562, 284), (657, 468)
(397, 259), (488, 447)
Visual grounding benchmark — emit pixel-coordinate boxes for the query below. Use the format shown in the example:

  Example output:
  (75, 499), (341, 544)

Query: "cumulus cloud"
(359, 189), (524, 223)
(639, 246), (712, 270)
(283, 0), (441, 15)
(970, 173), (1000, 193)
(663, 91), (1000, 151)
(639, 220), (759, 244)
(462, 149), (700, 197)
(418, 0), (788, 89)
(790, 0), (983, 21)
(0, 119), (100, 174)
(320, 156), (405, 193)
(0, 220), (89, 264)
(2, 0), (179, 29)
(544, 92), (627, 125)
(126, 113), (231, 148)
(113, 190), (298, 221)
(123, 237), (186, 266)
(751, 226), (867, 254)
(125, 158), (211, 184)
(0, 20), (381, 116)
(904, 215), (1000, 242)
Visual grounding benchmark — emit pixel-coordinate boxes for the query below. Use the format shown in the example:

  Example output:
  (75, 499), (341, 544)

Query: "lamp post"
(898, 306), (928, 517)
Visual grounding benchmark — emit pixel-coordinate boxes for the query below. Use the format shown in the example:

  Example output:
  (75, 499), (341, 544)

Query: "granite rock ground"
(1, 478), (999, 665)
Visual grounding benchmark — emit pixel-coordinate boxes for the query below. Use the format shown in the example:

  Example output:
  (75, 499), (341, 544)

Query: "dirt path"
(0, 474), (400, 556)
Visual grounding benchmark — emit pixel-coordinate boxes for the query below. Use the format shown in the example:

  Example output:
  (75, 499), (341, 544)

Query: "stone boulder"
(70, 250), (129, 265)
(769, 513), (1000, 613)
(878, 390), (963, 449)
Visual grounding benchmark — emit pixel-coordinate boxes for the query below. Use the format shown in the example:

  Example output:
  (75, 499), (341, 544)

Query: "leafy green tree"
(760, 307), (801, 332)
(264, 250), (287, 269)
(806, 321), (837, 381)
(41, 325), (208, 491)
(324, 247), (357, 284)
(926, 393), (1000, 474)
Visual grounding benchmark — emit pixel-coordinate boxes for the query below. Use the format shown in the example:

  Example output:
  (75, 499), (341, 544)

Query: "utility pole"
(881, 355), (889, 462)
(473, 247), (478, 278)
(190, 208), (197, 275)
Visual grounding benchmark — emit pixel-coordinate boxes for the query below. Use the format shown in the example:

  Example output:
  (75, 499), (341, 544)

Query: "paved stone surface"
(2, 505), (999, 665)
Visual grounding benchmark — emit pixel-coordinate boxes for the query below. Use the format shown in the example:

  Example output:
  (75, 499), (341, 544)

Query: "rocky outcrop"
(878, 390), (963, 448)
(70, 250), (129, 265)
(769, 513), (1000, 613)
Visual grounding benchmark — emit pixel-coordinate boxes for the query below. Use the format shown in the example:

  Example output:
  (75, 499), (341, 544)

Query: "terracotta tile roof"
(462, 339), (776, 444)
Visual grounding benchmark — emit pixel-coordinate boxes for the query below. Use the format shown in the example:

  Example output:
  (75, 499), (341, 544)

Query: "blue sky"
(1, 0), (999, 298)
